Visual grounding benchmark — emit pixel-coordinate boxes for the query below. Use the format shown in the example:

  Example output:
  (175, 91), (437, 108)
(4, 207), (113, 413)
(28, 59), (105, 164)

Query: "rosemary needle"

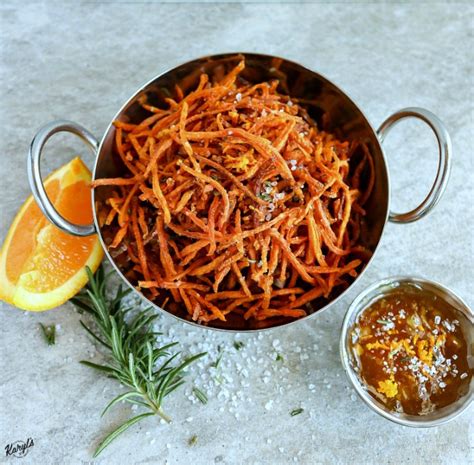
(192, 387), (208, 405)
(290, 408), (304, 416)
(233, 341), (244, 350)
(39, 323), (56, 346)
(71, 266), (206, 457)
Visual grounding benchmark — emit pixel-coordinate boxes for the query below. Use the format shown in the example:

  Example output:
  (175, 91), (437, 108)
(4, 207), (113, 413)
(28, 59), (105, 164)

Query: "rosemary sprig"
(71, 266), (206, 457)
(39, 323), (56, 345)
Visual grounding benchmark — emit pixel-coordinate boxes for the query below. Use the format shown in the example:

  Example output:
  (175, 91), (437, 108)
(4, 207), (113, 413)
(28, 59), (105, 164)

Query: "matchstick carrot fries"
(93, 60), (374, 329)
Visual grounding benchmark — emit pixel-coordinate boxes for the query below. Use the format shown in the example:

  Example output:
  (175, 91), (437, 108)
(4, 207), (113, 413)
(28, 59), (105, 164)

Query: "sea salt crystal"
(460, 373), (468, 379)
(434, 315), (441, 325)
(439, 382), (447, 389)
(442, 320), (454, 332)
(236, 93), (242, 102)
(288, 100), (293, 107)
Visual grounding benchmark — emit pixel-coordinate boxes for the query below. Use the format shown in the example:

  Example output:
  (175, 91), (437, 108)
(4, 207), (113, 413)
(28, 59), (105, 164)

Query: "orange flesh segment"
(20, 180), (97, 292)
(5, 180), (60, 283)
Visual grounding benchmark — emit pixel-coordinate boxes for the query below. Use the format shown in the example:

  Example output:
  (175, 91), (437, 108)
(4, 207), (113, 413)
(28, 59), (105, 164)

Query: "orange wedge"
(0, 157), (103, 311)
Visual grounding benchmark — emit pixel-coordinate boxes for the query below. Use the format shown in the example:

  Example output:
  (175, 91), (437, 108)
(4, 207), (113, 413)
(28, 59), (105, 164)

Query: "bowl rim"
(339, 275), (474, 427)
(91, 51), (391, 332)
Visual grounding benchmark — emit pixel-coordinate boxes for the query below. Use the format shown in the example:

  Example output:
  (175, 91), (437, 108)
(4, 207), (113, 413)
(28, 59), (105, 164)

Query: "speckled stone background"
(0, 1), (472, 464)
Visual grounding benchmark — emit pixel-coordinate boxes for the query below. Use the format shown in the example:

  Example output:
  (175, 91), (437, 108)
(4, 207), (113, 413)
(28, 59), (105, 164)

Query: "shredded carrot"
(94, 59), (373, 328)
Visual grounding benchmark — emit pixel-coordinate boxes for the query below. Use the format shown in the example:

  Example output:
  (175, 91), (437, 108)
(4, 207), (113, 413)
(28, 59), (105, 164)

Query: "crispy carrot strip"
(156, 217), (177, 278)
(307, 212), (327, 266)
(92, 176), (143, 187)
(189, 291), (226, 322)
(139, 281), (209, 291)
(143, 138), (173, 177)
(118, 183), (140, 227)
(213, 265), (231, 293)
(179, 162), (230, 227)
(110, 224), (128, 248)
(131, 202), (151, 283)
(115, 127), (140, 175)
(255, 308), (306, 320)
(305, 259), (362, 275)
(179, 101), (201, 172)
(270, 230), (315, 284)
(151, 163), (171, 225)
(289, 287), (324, 308)
(207, 195), (219, 256)
(137, 204), (148, 237)
(231, 262), (251, 297)
(174, 189), (194, 213)
(178, 288), (194, 315)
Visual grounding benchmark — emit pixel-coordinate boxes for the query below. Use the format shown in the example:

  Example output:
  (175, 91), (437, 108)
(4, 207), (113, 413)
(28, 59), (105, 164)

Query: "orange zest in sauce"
(349, 285), (472, 415)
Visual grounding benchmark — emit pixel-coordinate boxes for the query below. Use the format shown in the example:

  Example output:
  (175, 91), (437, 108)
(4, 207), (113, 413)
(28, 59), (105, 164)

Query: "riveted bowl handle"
(27, 120), (98, 236)
(377, 107), (451, 224)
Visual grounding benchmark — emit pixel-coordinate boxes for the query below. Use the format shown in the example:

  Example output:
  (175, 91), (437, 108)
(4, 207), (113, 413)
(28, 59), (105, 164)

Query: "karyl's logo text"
(5, 438), (34, 458)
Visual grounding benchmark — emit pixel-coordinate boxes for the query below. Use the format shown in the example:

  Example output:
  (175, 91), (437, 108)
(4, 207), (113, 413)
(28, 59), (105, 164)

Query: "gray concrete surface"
(0, 1), (472, 464)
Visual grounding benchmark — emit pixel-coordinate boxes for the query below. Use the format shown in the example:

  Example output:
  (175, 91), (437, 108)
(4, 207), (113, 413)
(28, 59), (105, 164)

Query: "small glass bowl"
(339, 276), (473, 427)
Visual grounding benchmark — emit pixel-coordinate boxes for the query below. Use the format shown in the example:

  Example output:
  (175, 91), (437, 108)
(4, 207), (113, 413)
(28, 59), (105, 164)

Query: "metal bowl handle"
(27, 120), (98, 236)
(377, 107), (451, 224)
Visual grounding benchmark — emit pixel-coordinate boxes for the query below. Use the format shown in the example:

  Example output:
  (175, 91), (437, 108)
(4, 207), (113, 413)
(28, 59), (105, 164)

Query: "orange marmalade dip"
(349, 286), (472, 415)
